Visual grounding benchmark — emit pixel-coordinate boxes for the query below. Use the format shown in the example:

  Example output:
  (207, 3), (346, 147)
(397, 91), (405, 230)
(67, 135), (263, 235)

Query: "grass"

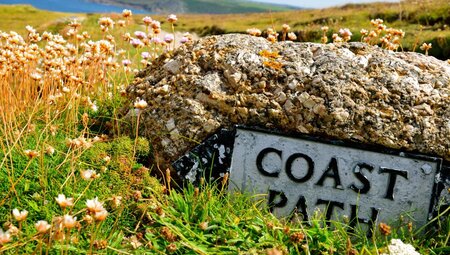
(0, 1), (449, 254)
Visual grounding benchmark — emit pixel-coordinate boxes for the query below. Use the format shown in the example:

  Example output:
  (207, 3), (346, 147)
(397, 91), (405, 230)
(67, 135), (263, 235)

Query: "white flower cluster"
(381, 239), (421, 255)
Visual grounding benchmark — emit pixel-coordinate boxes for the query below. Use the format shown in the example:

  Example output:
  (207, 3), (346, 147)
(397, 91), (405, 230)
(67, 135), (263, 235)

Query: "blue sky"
(252, 0), (400, 9)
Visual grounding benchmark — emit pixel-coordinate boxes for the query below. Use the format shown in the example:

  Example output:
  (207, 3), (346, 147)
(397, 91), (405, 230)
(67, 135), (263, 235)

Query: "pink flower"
(167, 14), (177, 23)
(134, 31), (146, 39)
(164, 34), (174, 43)
(151, 37), (162, 45)
(0, 229), (11, 245)
(63, 215), (77, 229)
(12, 209), (28, 222)
(141, 52), (150, 59)
(35, 220), (51, 234)
(130, 38), (143, 48)
(180, 37), (189, 44)
(94, 209), (108, 221)
(151, 20), (161, 29)
(122, 59), (132, 66)
(86, 197), (105, 213)
(55, 194), (74, 208)
(142, 16), (152, 25)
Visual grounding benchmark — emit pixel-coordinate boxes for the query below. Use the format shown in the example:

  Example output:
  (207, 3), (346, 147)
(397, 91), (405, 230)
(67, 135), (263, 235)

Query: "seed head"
(289, 232), (305, 244)
(379, 222), (391, 236)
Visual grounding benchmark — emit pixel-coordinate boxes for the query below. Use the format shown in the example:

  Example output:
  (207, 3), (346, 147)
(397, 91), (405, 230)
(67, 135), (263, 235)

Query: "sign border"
(233, 125), (443, 220)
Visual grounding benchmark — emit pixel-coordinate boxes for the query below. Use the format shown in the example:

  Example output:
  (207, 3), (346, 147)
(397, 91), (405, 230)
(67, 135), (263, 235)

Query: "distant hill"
(88, 0), (298, 14)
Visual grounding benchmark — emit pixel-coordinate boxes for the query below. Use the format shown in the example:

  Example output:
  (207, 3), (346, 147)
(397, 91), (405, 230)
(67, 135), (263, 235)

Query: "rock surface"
(126, 34), (450, 165)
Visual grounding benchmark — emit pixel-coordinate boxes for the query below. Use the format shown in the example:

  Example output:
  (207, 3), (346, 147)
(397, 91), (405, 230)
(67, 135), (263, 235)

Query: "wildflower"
(134, 31), (146, 39)
(134, 98), (148, 109)
(199, 222), (208, 231)
(164, 34), (174, 43)
(282, 24), (290, 32)
(128, 235), (142, 249)
(122, 59), (132, 67)
(371, 18), (384, 26)
(379, 222), (391, 236)
(130, 38), (143, 48)
(30, 72), (42, 81)
(321, 26), (329, 32)
(69, 19), (81, 30)
(141, 52), (150, 59)
(321, 35), (328, 44)
(12, 209), (28, 222)
(81, 169), (100, 181)
(91, 102), (98, 112)
(117, 20), (126, 27)
(246, 28), (262, 37)
(180, 36), (189, 44)
(50, 125), (58, 136)
(7, 225), (19, 236)
(98, 17), (115, 28)
(267, 34), (277, 43)
(83, 215), (94, 225)
(111, 195), (123, 208)
(86, 197), (105, 213)
(62, 214), (77, 229)
(55, 194), (74, 208)
(339, 28), (352, 42)
(35, 220), (51, 234)
(360, 29), (368, 36)
(45, 146), (55, 155)
(332, 33), (343, 43)
(94, 209), (108, 221)
(151, 20), (161, 30)
(24, 149), (39, 159)
(102, 155), (111, 164)
(122, 9), (132, 18)
(0, 229), (11, 245)
(287, 32), (297, 41)
(151, 37), (162, 45)
(420, 42), (432, 55)
(167, 14), (177, 23)
(143, 16), (152, 26)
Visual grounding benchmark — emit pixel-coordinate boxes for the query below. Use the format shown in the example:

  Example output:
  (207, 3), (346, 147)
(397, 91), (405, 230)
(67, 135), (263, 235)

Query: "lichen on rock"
(125, 34), (450, 166)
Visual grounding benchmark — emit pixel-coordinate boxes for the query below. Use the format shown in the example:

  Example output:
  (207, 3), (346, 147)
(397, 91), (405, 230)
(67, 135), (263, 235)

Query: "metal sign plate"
(229, 128), (442, 229)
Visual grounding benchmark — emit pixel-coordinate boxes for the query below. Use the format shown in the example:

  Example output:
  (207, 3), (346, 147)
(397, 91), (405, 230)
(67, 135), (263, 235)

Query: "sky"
(251, 0), (400, 9)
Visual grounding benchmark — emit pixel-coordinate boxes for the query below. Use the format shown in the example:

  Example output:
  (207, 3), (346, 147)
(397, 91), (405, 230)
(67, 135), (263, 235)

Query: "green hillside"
(89, 0), (296, 14)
